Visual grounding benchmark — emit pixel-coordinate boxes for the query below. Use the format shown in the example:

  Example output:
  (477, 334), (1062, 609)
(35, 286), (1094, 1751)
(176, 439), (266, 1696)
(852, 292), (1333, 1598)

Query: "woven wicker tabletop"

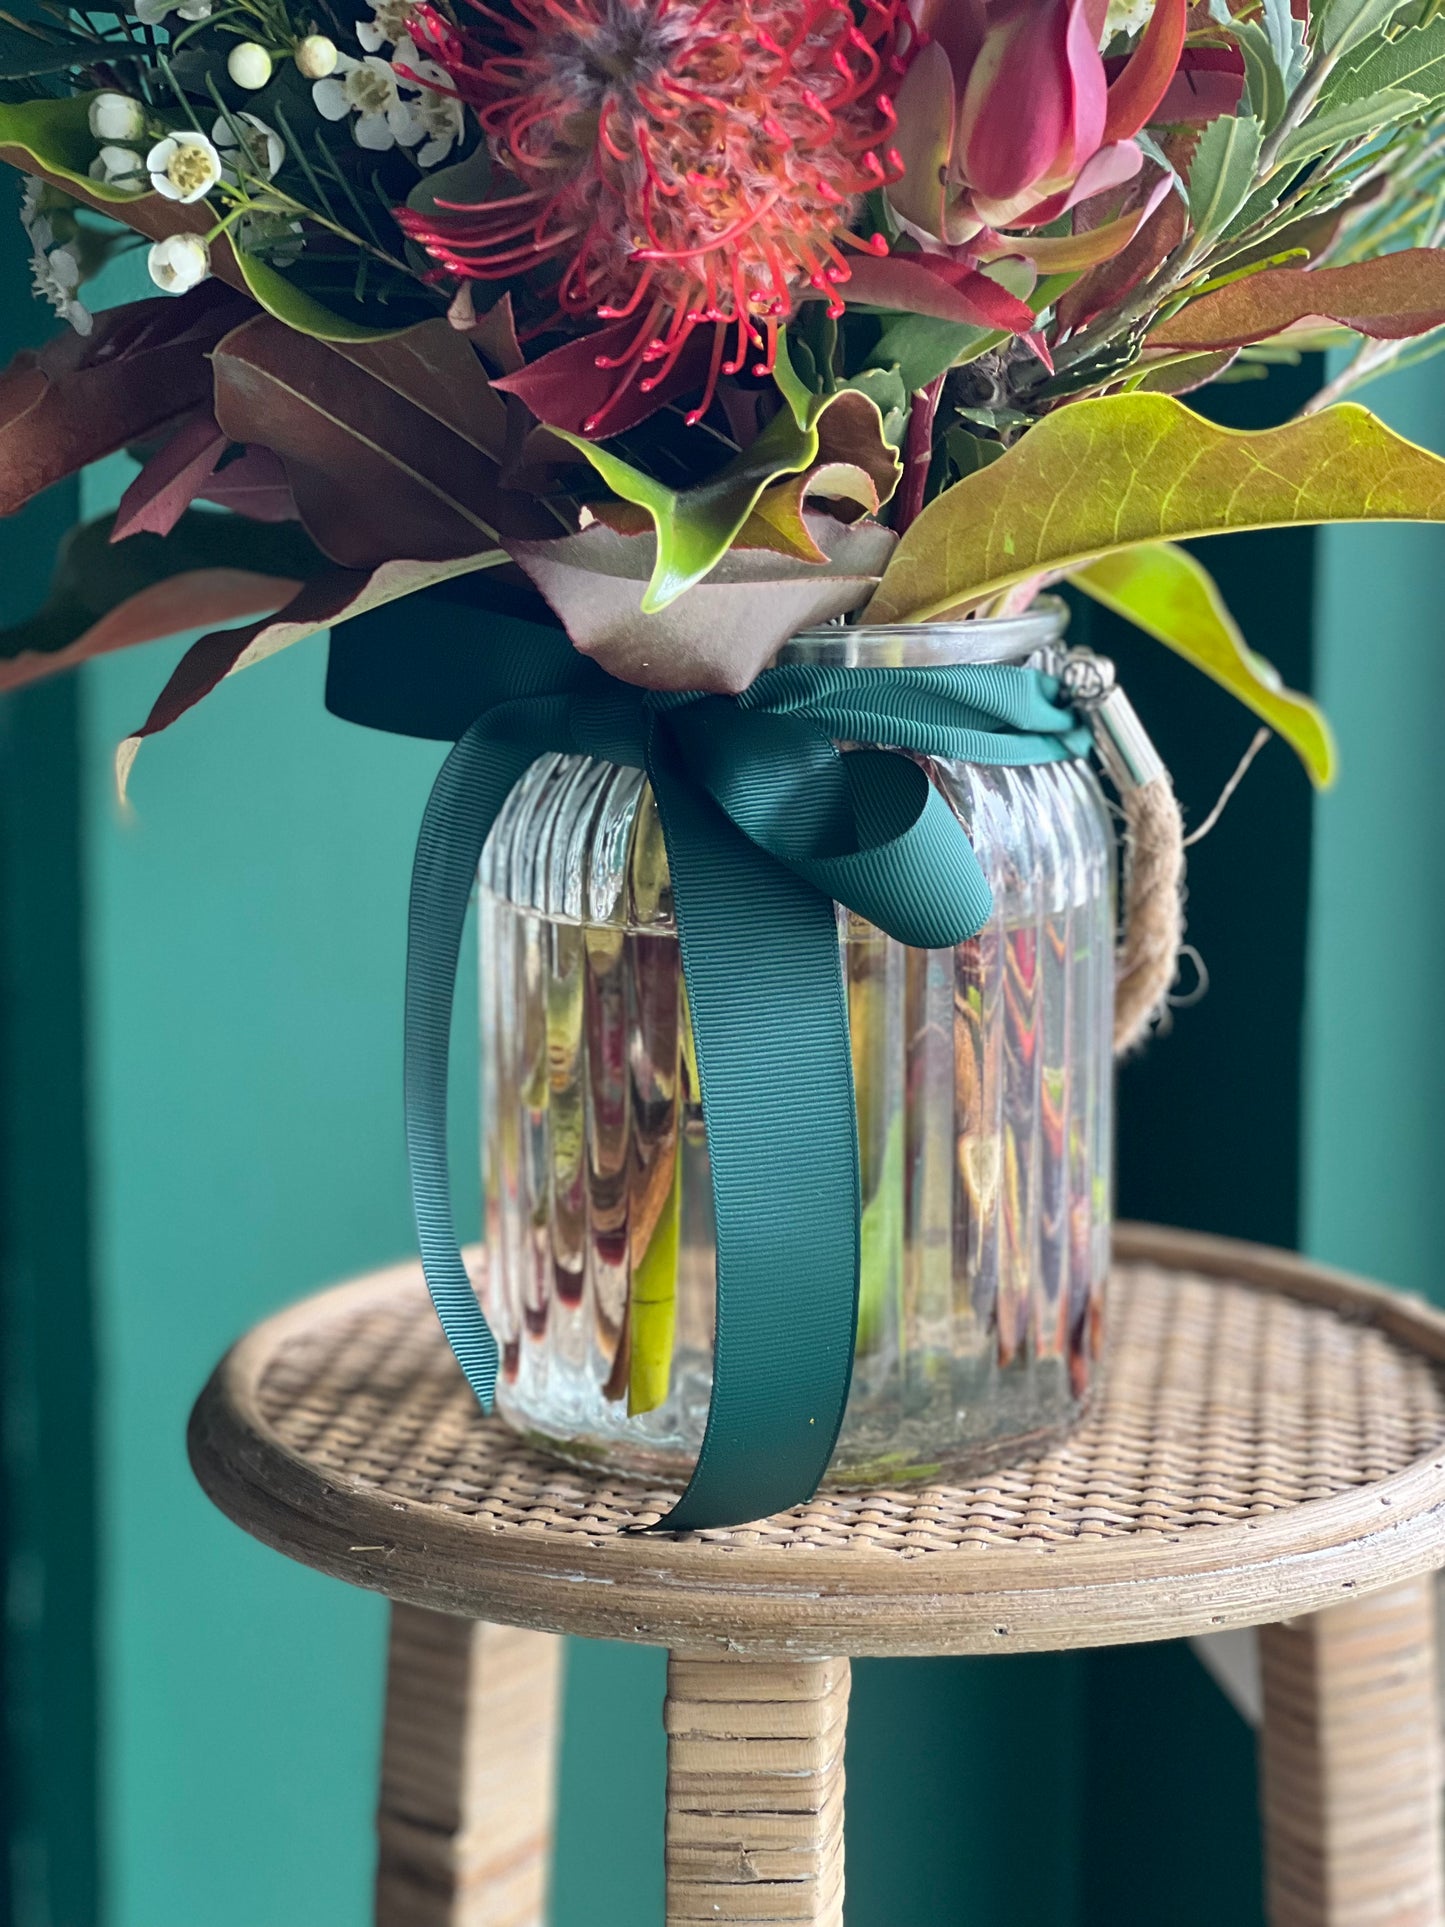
(188, 1224), (1445, 1658)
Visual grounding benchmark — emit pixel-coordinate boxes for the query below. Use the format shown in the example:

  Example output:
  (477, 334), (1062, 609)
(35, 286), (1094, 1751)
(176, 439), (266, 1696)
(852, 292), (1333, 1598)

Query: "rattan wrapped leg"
(1258, 1579), (1445, 1927)
(375, 1606), (562, 1927)
(664, 1653), (849, 1925)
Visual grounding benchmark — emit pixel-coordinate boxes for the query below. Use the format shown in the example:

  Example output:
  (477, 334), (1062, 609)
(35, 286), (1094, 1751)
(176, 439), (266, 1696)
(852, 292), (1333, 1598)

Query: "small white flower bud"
(227, 41), (273, 89)
(88, 91), (146, 142)
(147, 232), (211, 294)
(88, 144), (145, 186)
(294, 33), (339, 77)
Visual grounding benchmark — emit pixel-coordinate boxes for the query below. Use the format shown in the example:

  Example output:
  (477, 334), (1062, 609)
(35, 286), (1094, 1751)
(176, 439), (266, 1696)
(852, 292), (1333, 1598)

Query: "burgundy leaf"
(1148, 249), (1445, 351)
(506, 515), (897, 693)
(116, 550), (506, 784)
(493, 321), (716, 437)
(211, 314), (554, 568)
(0, 283), (252, 518)
(841, 254), (1036, 330)
(1056, 176), (1188, 335)
(1151, 46), (1245, 124)
(0, 509), (323, 694)
(197, 444), (299, 522)
(111, 415), (228, 543)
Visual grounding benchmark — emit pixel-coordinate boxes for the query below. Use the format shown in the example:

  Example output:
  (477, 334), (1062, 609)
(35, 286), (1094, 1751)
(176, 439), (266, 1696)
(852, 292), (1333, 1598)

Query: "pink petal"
(887, 42), (957, 240)
(1103, 0), (1187, 144)
(958, 0), (1073, 205)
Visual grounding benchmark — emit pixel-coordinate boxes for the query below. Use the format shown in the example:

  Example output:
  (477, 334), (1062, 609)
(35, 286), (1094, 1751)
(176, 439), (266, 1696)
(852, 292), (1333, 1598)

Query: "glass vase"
(477, 608), (1116, 1487)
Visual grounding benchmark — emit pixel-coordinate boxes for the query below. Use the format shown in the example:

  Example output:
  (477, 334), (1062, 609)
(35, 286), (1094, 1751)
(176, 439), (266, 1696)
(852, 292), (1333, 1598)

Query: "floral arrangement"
(5, 0), (1445, 777)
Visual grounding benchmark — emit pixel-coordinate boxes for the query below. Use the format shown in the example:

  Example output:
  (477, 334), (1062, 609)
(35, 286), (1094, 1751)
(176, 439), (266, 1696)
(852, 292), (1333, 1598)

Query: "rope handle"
(1056, 650), (1186, 1056)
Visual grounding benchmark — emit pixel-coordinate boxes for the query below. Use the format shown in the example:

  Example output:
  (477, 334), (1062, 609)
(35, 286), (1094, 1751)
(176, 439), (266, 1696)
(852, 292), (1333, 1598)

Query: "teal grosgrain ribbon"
(405, 623), (1090, 1532)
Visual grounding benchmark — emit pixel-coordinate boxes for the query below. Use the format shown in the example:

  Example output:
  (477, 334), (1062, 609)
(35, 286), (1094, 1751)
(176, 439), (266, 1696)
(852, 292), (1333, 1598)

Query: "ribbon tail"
(645, 722), (862, 1533)
(405, 720), (539, 1412)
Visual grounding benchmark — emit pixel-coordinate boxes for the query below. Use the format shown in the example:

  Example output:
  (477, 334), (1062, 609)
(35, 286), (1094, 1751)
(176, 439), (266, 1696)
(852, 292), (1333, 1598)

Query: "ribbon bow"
(330, 599), (1089, 1531)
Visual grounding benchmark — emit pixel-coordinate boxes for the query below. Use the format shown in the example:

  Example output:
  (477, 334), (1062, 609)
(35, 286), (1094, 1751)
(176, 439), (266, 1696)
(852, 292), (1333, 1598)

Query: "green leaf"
(1324, 16), (1445, 108)
(0, 92), (140, 202)
(0, 23), (100, 78)
(864, 393), (1445, 626)
(866, 316), (1004, 394)
(1312, 0), (1414, 57)
(1235, 21), (1288, 131)
(0, 510), (325, 694)
(1273, 87), (1427, 171)
(230, 251), (412, 344)
(1071, 542), (1335, 785)
(555, 401), (822, 610)
(1187, 112), (1264, 247)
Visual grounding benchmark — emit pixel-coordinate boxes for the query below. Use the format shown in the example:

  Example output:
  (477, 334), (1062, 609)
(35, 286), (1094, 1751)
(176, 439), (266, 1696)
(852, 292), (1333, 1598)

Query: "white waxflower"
(226, 40), (273, 89)
(210, 112), (285, 182)
(390, 36), (463, 166)
(147, 232), (211, 293)
(1105, 0), (1155, 35)
(30, 241), (92, 334)
(295, 33), (339, 77)
(146, 130), (223, 203)
(134, 0), (211, 21)
(89, 144), (147, 187)
(88, 91), (146, 142)
(356, 0), (415, 52)
(312, 53), (423, 151)
(20, 177), (92, 334)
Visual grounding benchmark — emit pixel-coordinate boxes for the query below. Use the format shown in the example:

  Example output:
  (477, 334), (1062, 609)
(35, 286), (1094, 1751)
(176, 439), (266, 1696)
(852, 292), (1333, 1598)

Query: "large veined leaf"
(1072, 543), (1335, 784)
(210, 314), (550, 567)
(1149, 248), (1445, 349)
(1312, 0), (1417, 60)
(865, 394), (1445, 624)
(116, 549), (509, 792)
(0, 510), (323, 693)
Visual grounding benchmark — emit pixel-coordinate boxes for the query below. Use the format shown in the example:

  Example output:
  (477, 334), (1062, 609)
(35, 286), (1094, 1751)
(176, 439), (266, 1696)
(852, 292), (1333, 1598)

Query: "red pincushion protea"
(397, 0), (908, 429)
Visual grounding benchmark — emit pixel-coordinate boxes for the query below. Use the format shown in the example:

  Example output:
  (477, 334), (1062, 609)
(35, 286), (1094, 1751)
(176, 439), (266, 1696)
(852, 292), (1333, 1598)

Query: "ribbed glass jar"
(477, 609), (1116, 1486)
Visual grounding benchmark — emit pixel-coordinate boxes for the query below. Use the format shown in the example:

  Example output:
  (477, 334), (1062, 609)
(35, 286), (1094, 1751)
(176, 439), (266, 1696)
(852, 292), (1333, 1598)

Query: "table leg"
(1258, 1578), (1445, 1927)
(664, 1653), (849, 1925)
(375, 1605), (562, 1927)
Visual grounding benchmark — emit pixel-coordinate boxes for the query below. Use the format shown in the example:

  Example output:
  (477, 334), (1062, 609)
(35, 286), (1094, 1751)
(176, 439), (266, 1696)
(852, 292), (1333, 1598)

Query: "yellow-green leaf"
(1071, 542), (1336, 785)
(866, 394), (1445, 625)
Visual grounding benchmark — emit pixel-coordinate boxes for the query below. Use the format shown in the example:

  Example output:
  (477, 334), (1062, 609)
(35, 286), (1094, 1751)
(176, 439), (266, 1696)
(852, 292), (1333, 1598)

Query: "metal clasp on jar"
(1055, 647), (1167, 795)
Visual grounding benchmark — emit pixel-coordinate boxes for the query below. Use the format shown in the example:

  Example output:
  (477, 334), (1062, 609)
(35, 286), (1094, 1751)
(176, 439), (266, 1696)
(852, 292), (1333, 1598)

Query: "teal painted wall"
(1305, 354), (1445, 1297)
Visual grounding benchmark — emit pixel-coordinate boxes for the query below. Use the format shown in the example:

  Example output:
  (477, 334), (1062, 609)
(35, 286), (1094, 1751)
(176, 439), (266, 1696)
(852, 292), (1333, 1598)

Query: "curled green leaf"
(1071, 542), (1335, 785)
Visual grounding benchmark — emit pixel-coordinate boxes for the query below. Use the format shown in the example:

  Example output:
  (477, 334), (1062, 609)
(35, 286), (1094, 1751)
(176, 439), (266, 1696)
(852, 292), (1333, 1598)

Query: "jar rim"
(778, 597), (1067, 668)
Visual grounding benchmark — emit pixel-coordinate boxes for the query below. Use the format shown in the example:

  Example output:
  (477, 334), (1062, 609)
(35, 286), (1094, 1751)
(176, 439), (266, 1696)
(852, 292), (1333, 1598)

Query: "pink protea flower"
(890, 0), (1186, 249)
(398, 0), (910, 430)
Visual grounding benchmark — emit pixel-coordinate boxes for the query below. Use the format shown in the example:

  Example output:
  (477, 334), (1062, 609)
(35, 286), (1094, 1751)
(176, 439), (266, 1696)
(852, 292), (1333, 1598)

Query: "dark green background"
(3, 221), (1441, 1925)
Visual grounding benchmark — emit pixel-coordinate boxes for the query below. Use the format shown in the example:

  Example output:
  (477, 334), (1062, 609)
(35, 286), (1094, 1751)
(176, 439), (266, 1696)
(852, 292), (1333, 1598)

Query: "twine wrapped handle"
(1058, 651), (1185, 1056)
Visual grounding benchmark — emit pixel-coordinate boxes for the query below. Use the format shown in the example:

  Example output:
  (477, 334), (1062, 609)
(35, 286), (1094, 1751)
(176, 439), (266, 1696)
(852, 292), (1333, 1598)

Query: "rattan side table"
(189, 1224), (1445, 1927)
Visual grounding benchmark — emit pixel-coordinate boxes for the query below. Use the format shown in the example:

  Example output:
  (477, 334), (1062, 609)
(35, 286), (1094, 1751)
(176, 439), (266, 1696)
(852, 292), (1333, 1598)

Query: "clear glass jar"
(477, 609), (1116, 1486)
